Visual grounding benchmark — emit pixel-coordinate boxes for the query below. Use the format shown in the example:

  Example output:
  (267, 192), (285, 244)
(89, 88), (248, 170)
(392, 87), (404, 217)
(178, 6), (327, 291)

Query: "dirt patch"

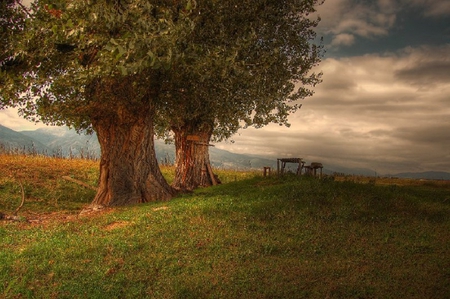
(0, 211), (81, 229)
(153, 206), (169, 211)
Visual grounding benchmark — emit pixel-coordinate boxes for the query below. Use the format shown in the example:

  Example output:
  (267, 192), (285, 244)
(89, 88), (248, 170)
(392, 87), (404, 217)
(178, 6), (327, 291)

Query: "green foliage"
(2, 0), (323, 138)
(157, 0), (324, 141)
(1, 0), (196, 129)
(1, 157), (450, 298)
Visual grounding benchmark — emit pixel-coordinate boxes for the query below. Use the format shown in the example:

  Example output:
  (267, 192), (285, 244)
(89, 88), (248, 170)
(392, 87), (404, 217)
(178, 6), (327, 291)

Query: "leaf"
(66, 19), (74, 29)
(186, 0), (192, 11)
(119, 65), (128, 76)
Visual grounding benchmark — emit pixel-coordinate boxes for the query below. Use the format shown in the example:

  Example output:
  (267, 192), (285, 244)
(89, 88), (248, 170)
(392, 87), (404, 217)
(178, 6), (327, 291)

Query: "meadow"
(1, 154), (449, 298)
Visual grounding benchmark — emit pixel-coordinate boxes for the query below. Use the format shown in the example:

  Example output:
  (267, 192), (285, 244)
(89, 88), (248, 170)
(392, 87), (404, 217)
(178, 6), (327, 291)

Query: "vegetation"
(1, 154), (449, 298)
(1, 0), (323, 205)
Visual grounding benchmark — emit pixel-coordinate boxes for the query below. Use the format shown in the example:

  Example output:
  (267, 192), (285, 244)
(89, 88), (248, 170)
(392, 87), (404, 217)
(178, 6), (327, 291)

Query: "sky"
(217, 0), (450, 174)
(1, 0), (450, 175)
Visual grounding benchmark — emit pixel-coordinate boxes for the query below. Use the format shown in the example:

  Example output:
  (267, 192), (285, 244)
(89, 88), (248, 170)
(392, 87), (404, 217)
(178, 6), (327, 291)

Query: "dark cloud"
(395, 61), (450, 86)
(393, 124), (450, 145)
(316, 0), (450, 57)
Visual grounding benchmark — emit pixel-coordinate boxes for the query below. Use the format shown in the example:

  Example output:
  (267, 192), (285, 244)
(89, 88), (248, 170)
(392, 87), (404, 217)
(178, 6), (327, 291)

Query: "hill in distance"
(390, 171), (450, 180)
(0, 124), (50, 153)
(1, 124), (278, 169)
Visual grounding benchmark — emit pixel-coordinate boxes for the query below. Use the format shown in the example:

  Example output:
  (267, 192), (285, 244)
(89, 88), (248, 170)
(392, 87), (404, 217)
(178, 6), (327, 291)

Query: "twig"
(13, 179), (25, 216)
(17, 1), (32, 18)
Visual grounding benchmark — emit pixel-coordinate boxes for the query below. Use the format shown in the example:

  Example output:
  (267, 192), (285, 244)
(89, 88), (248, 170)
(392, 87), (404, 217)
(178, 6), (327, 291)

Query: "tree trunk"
(90, 110), (174, 207)
(172, 123), (214, 191)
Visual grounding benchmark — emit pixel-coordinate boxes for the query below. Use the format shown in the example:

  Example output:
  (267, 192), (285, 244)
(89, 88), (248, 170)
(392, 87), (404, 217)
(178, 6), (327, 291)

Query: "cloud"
(406, 0), (450, 17)
(330, 34), (355, 47)
(316, 0), (397, 40)
(218, 45), (450, 174)
(394, 45), (450, 87)
(0, 108), (48, 131)
(315, 0), (449, 54)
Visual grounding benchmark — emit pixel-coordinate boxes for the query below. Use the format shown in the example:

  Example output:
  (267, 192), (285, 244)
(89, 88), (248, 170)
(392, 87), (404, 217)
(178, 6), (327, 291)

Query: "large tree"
(158, 0), (324, 191)
(0, 0), (196, 206)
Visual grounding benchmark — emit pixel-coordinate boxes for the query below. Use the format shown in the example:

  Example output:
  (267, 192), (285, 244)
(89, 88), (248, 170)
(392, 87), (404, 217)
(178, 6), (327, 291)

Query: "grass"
(1, 154), (450, 298)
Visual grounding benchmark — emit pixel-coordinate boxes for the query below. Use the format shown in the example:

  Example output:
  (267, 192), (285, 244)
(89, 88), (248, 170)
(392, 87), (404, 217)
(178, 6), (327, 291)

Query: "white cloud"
(0, 108), (49, 131)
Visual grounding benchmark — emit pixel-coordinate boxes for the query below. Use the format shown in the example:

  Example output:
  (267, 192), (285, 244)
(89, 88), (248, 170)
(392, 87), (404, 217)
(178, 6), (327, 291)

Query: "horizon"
(1, 122), (450, 178)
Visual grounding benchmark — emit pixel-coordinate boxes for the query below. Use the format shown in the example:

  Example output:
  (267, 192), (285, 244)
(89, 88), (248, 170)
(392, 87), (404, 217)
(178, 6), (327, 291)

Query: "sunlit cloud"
(330, 33), (356, 47)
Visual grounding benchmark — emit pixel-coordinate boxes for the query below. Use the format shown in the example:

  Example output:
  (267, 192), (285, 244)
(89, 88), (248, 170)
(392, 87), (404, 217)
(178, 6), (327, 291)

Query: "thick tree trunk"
(172, 123), (214, 191)
(90, 111), (174, 207)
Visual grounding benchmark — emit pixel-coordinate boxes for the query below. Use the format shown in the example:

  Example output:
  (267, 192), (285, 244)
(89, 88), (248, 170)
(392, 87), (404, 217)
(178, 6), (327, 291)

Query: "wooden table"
(277, 158), (305, 175)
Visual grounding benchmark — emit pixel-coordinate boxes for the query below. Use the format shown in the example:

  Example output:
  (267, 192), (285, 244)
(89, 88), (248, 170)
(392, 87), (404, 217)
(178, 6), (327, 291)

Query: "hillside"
(0, 155), (449, 298)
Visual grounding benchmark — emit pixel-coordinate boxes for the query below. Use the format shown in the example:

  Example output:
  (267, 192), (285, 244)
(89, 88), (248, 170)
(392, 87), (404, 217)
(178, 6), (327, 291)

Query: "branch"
(17, 1), (31, 18)
(13, 179), (25, 216)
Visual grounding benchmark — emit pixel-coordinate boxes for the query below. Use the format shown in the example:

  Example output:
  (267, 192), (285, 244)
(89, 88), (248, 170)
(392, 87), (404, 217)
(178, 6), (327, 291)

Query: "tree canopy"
(156, 0), (323, 142)
(1, 0), (197, 129)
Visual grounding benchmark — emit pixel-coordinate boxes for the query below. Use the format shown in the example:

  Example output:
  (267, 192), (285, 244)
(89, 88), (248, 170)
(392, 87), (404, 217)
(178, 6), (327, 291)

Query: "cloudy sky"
(1, 0), (449, 174)
(218, 0), (450, 174)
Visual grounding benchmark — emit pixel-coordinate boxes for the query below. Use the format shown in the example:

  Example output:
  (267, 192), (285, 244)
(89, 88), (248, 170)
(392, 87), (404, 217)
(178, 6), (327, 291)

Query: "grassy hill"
(1, 154), (450, 298)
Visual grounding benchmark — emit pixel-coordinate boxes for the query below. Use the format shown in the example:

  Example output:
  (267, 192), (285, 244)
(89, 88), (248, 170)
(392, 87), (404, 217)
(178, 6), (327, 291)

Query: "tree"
(158, 0), (324, 191)
(1, 0), (324, 204)
(0, 0), (197, 206)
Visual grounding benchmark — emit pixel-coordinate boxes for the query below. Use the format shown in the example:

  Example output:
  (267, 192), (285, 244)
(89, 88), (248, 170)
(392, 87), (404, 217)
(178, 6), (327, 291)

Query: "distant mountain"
(20, 127), (100, 158)
(390, 171), (450, 180)
(0, 124), (50, 153)
(209, 147), (276, 169)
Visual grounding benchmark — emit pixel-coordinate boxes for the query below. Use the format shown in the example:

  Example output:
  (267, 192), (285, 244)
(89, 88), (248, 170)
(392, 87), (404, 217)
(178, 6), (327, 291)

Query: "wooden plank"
(195, 142), (215, 147)
(206, 163), (218, 186)
(187, 135), (201, 141)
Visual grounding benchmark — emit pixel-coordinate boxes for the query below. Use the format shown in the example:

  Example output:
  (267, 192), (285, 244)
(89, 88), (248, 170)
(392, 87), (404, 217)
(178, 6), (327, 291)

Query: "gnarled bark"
(172, 122), (215, 191)
(91, 108), (174, 207)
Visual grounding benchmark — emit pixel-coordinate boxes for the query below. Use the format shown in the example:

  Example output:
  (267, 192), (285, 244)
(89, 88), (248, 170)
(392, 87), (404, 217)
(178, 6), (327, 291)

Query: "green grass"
(1, 155), (450, 298)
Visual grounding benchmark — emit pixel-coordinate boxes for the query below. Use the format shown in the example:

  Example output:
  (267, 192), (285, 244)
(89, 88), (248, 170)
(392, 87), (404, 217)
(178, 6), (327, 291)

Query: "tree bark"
(172, 123), (214, 191)
(90, 108), (174, 207)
